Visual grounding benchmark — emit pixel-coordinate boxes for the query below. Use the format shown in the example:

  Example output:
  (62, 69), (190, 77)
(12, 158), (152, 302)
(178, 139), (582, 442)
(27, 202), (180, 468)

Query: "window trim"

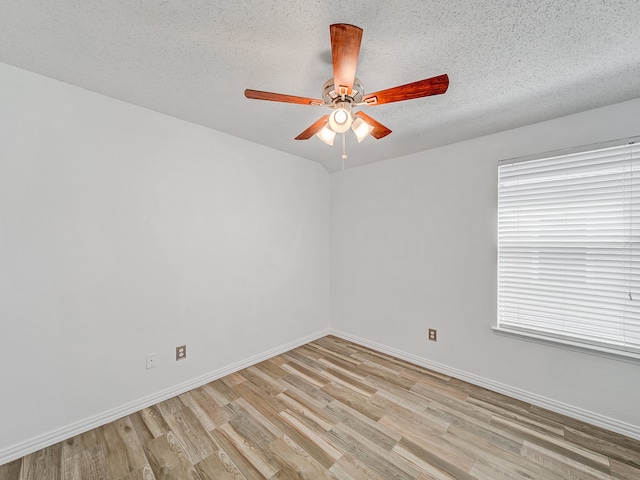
(492, 326), (640, 364)
(497, 136), (640, 168)
(495, 135), (640, 363)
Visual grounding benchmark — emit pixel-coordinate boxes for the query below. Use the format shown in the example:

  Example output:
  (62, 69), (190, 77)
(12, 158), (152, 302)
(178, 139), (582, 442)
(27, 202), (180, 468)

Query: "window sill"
(492, 326), (640, 364)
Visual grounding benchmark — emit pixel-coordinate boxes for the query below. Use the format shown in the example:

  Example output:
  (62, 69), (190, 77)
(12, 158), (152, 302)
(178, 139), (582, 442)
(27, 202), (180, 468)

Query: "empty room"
(1, 1), (640, 479)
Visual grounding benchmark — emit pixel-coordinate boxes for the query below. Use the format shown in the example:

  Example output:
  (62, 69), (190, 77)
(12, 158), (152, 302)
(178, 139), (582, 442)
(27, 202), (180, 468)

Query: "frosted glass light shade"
(329, 108), (353, 133)
(351, 116), (374, 142)
(316, 125), (336, 145)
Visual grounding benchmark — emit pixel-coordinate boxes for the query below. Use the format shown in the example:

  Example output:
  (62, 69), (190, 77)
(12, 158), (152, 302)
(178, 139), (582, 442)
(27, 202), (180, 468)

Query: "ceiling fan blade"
(355, 111), (392, 139)
(363, 74), (449, 106)
(244, 89), (324, 106)
(295, 115), (330, 140)
(330, 24), (363, 96)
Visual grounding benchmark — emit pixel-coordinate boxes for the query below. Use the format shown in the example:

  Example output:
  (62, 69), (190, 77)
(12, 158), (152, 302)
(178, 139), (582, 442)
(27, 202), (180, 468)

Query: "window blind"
(497, 142), (640, 355)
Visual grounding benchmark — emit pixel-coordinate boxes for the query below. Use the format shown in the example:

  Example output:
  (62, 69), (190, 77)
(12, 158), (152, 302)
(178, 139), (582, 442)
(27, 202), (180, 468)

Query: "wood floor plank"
(143, 432), (202, 480)
(155, 397), (185, 417)
(277, 374), (334, 408)
(266, 411), (339, 470)
(444, 428), (568, 480)
(231, 381), (286, 419)
(321, 381), (385, 421)
(319, 368), (377, 398)
(240, 366), (286, 397)
(5, 336), (640, 480)
(61, 430), (99, 461)
(392, 437), (475, 480)
(280, 362), (328, 389)
(194, 435), (247, 480)
(398, 362), (452, 384)
(469, 452), (565, 480)
(313, 336), (359, 357)
(224, 401), (279, 450)
(304, 342), (363, 367)
(610, 458), (640, 479)
(491, 413), (612, 473)
(282, 349), (327, 371)
(324, 398), (402, 445)
(179, 390), (219, 432)
(529, 404), (628, 442)
(136, 406), (171, 440)
(204, 380), (239, 406)
(21, 443), (63, 480)
(366, 375), (434, 413)
(207, 428), (264, 480)
(0, 459), (22, 480)
(129, 411), (157, 446)
(522, 440), (612, 480)
(564, 426), (640, 469)
(329, 452), (391, 480)
(279, 409), (344, 462)
(215, 422), (279, 479)
(446, 416), (523, 457)
(268, 435), (336, 480)
(405, 373), (469, 403)
(97, 417), (147, 480)
(358, 361), (417, 390)
(328, 404), (398, 452)
(277, 390), (336, 431)
(162, 407), (215, 465)
(420, 393), (493, 425)
(381, 411), (475, 472)
(251, 358), (289, 380)
(327, 422), (420, 479)
(229, 397), (284, 439)
(377, 402), (449, 438)
(62, 444), (109, 480)
(116, 464), (156, 480)
(220, 372), (246, 389)
(317, 357), (367, 382)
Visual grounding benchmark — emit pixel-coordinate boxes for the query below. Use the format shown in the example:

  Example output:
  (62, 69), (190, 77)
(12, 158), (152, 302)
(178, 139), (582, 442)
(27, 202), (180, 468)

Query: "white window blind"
(497, 142), (640, 356)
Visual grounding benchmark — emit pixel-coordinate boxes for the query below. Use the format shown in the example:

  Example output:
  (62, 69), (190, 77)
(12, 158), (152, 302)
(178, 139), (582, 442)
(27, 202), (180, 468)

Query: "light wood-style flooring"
(1, 336), (639, 479)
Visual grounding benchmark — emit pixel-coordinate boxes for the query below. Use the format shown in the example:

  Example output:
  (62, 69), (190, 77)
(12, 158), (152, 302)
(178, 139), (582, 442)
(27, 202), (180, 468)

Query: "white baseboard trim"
(329, 329), (640, 441)
(0, 328), (330, 465)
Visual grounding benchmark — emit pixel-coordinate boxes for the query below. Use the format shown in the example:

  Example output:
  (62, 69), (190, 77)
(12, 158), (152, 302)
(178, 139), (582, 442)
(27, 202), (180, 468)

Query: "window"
(497, 141), (640, 359)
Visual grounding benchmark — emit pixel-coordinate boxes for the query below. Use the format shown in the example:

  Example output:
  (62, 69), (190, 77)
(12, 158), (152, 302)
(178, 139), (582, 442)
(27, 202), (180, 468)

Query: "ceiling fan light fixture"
(351, 116), (374, 142)
(329, 107), (353, 133)
(316, 125), (337, 145)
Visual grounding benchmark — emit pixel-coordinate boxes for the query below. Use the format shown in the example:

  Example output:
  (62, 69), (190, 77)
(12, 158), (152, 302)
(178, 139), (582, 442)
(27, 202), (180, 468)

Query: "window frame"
(494, 136), (640, 363)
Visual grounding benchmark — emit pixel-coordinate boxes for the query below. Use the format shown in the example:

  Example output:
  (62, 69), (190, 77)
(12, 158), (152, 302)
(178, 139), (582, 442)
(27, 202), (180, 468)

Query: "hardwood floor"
(2, 336), (639, 479)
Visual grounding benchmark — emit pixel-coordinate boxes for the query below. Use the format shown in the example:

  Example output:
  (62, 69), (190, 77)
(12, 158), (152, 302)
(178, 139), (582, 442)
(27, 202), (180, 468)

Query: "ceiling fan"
(244, 23), (449, 157)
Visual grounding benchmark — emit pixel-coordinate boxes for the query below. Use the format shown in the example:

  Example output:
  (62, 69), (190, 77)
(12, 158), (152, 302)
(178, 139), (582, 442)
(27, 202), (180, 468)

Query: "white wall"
(331, 98), (640, 437)
(0, 62), (330, 459)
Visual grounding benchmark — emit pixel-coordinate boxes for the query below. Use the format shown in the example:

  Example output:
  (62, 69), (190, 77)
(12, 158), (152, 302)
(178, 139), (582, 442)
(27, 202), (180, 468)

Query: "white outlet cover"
(146, 353), (158, 369)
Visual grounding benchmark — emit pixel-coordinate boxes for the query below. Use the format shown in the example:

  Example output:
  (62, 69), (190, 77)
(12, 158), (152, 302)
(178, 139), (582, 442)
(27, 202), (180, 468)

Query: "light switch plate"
(146, 353), (157, 369)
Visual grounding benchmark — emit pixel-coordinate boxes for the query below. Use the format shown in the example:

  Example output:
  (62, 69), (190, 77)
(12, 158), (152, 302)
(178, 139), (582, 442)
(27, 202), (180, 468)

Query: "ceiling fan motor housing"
(322, 78), (365, 105)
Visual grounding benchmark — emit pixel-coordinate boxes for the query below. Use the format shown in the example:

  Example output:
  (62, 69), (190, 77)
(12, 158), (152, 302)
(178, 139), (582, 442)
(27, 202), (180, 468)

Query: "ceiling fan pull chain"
(341, 132), (347, 168)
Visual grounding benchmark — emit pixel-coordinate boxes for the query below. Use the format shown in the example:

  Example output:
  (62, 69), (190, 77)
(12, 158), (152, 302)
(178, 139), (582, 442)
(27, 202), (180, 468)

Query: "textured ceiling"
(1, 1), (640, 172)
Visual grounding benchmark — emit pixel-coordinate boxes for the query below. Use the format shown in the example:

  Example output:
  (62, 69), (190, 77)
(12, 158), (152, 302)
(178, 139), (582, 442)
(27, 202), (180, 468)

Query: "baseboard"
(0, 328), (330, 465)
(330, 329), (640, 441)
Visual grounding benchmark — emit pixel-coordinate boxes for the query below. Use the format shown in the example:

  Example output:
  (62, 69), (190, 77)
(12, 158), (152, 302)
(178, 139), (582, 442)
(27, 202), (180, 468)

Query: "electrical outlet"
(176, 345), (186, 361)
(146, 353), (157, 369)
(428, 329), (437, 342)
